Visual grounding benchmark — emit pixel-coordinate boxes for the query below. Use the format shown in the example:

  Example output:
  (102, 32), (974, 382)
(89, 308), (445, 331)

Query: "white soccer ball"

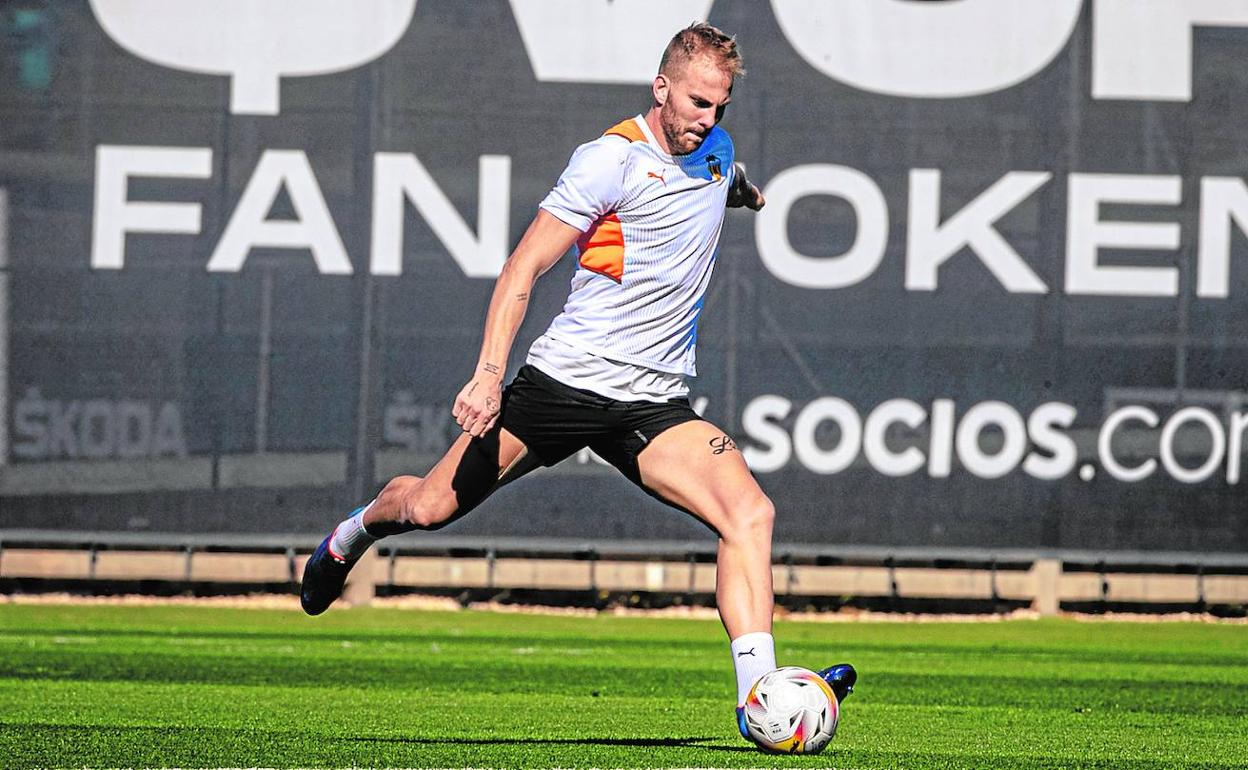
(742, 666), (839, 754)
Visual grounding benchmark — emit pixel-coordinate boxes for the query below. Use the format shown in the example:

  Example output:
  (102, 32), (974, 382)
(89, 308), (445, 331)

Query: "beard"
(659, 101), (704, 155)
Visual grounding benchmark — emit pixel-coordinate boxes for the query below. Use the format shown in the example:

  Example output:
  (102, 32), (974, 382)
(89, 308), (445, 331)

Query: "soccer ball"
(742, 666), (839, 754)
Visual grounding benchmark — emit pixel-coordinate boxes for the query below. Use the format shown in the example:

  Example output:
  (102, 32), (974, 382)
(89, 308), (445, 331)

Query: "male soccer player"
(300, 22), (855, 739)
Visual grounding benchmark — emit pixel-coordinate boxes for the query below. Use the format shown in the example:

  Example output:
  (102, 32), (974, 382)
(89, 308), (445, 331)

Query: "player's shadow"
(357, 736), (756, 753)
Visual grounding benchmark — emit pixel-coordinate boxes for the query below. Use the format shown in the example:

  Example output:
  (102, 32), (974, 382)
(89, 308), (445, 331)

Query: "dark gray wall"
(2, 1), (1246, 551)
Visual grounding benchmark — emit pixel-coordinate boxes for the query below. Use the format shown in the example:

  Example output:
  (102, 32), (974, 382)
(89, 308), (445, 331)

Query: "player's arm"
(726, 161), (765, 210)
(453, 209), (582, 437)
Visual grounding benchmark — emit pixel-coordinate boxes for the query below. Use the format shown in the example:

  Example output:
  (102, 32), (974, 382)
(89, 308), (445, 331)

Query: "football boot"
(736, 704), (751, 740)
(819, 663), (857, 703)
(299, 534), (358, 616)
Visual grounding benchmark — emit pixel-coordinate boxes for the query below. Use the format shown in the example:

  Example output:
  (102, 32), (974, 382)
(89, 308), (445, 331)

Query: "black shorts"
(499, 364), (700, 485)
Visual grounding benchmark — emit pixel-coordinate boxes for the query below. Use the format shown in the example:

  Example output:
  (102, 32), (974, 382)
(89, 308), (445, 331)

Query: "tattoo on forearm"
(482, 363), (500, 375)
(709, 435), (738, 455)
(486, 396), (500, 414)
(515, 292), (529, 302)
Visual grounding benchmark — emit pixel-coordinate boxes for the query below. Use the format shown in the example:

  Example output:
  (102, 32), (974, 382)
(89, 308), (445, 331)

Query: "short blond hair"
(659, 22), (745, 80)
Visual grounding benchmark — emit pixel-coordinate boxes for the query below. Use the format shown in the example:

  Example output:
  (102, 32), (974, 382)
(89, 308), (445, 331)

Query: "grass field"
(1, 602), (1246, 769)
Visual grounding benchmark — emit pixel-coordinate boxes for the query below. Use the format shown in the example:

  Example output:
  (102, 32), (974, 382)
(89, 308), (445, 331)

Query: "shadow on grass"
(352, 734), (756, 752)
(4, 723), (757, 755)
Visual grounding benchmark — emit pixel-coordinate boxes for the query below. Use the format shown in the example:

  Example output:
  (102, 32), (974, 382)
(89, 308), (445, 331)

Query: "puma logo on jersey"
(646, 170), (667, 185)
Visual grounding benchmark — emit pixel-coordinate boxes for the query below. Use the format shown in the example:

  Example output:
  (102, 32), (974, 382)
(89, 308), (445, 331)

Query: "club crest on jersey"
(706, 154), (723, 181)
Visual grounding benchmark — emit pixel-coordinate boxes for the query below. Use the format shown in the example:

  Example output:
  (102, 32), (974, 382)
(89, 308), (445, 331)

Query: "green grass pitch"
(1, 603), (1246, 769)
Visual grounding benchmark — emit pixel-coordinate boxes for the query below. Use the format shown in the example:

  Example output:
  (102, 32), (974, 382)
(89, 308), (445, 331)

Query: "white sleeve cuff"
(538, 201), (593, 233)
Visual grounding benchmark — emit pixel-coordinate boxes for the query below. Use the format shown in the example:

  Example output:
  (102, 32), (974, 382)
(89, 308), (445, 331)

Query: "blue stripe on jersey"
(686, 291), (706, 351)
(677, 125), (735, 182)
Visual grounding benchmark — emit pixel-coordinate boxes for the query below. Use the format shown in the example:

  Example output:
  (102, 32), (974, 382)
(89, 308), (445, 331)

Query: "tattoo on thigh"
(709, 435), (737, 455)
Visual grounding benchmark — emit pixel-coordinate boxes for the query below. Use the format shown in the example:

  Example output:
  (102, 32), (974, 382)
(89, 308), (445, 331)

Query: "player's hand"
(452, 371), (503, 438)
(727, 161), (765, 210)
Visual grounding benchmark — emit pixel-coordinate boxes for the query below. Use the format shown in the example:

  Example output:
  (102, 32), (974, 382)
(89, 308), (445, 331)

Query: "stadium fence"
(2, 529), (1246, 616)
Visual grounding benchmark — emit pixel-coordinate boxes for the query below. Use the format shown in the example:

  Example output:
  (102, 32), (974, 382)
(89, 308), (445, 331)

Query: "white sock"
(731, 631), (776, 705)
(327, 501), (377, 561)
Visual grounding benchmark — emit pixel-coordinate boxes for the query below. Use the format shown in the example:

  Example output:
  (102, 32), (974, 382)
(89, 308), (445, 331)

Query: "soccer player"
(300, 22), (855, 739)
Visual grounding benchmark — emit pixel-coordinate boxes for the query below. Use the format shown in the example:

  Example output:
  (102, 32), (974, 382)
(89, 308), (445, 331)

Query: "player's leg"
(364, 425), (536, 536)
(300, 426), (537, 615)
(631, 418), (776, 651)
(630, 419), (855, 738)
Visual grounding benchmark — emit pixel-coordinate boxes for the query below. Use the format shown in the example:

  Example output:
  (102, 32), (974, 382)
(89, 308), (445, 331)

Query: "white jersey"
(526, 334), (689, 402)
(529, 115), (735, 394)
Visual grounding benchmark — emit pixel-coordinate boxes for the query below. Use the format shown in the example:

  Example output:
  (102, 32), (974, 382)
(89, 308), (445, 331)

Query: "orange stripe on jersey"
(578, 213), (625, 282)
(603, 117), (647, 143)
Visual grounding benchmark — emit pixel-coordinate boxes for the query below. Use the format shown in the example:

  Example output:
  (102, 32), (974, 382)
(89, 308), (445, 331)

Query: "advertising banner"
(2, 0), (1246, 550)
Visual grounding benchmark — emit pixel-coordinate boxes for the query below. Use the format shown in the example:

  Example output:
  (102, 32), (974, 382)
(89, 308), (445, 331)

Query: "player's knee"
(748, 496), (776, 533)
(723, 495), (775, 543)
(374, 475), (419, 521)
(404, 503), (454, 531)
(389, 477), (456, 530)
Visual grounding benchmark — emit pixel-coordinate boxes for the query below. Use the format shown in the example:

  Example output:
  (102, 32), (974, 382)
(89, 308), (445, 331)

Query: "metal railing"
(2, 529), (1246, 615)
